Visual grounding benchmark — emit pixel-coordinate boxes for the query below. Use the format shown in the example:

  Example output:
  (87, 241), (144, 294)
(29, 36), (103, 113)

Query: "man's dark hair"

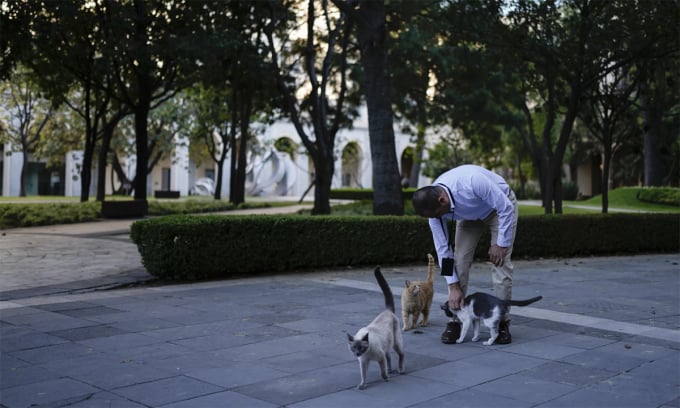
(412, 185), (442, 217)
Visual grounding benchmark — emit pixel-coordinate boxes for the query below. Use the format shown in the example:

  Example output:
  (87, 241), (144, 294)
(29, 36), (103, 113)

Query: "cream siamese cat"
(347, 267), (405, 390)
(442, 292), (543, 345)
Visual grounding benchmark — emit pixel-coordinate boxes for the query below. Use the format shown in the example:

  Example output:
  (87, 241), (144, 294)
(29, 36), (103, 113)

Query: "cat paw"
(471, 336), (479, 342)
(456, 338), (464, 344)
(483, 339), (494, 346)
(357, 383), (367, 390)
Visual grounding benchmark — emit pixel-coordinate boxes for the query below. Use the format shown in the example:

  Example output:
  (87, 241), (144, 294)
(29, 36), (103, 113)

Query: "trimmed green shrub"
(131, 215), (433, 280)
(637, 187), (680, 207)
(0, 202), (101, 229)
(330, 188), (416, 201)
(130, 213), (679, 281)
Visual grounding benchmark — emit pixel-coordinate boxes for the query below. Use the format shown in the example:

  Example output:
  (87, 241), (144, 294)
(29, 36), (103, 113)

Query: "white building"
(1, 110), (428, 199)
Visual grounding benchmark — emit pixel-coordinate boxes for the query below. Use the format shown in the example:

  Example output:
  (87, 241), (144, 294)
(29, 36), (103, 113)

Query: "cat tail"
(374, 266), (395, 313)
(426, 253), (435, 284)
(508, 296), (543, 307)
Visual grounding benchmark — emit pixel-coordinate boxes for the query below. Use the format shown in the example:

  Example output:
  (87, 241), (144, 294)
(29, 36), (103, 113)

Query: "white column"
(172, 138), (189, 196)
(4, 143), (22, 196)
(64, 151), (83, 197)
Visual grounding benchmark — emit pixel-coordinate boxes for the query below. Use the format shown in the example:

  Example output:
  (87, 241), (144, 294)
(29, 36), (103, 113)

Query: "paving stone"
(160, 391), (279, 408)
(536, 373), (679, 407)
(0, 325), (69, 352)
(0, 364), (61, 389)
(35, 301), (107, 312)
(55, 305), (125, 318)
(287, 388), (396, 408)
(40, 356), (175, 389)
(0, 377), (100, 408)
(263, 350), (354, 374)
(558, 349), (651, 373)
(47, 324), (131, 341)
(1, 310), (97, 332)
(409, 387), (532, 408)
(76, 332), (165, 352)
(472, 373), (577, 404)
(7, 341), (98, 364)
(64, 391), (148, 407)
(185, 361), (290, 389)
(501, 339), (585, 360)
(111, 375), (224, 407)
(521, 361), (616, 387)
(626, 356), (680, 386)
(233, 368), (350, 405)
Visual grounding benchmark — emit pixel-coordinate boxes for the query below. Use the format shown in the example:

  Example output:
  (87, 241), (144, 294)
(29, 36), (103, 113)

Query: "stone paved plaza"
(1, 214), (678, 407)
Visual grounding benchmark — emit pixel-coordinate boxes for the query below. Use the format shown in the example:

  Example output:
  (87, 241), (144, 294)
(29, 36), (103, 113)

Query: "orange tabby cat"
(400, 253), (435, 331)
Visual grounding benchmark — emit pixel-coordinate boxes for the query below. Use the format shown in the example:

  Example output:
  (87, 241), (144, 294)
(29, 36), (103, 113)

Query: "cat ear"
(347, 333), (354, 342)
(361, 333), (369, 342)
(405, 280), (411, 287)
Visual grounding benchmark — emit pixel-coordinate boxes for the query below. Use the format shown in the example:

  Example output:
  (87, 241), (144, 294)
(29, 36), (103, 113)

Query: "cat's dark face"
(347, 333), (369, 357)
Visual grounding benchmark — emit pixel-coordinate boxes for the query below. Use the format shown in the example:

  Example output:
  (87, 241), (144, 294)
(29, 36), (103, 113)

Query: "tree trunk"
(229, 89), (239, 204)
(133, 100), (150, 202)
(19, 149), (28, 197)
(96, 119), (115, 201)
(601, 128), (613, 213)
(80, 136), (94, 202)
(312, 154), (333, 215)
(234, 95), (251, 205)
(641, 98), (666, 186)
(354, 0), (403, 215)
(408, 110), (427, 188)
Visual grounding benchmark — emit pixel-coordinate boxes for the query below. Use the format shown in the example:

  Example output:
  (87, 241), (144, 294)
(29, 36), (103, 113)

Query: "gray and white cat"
(347, 267), (405, 390)
(442, 292), (542, 345)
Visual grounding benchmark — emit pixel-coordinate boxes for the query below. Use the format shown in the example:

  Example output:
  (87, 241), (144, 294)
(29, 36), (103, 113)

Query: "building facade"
(1, 111), (426, 200)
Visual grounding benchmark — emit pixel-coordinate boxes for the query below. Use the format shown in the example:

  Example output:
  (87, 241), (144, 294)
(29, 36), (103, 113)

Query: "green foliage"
(635, 188), (680, 207)
(562, 180), (579, 201)
(0, 199), (276, 229)
(581, 187), (680, 211)
(0, 202), (100, 229)
(130, 213), (680, 281)
(329, 188), (416, 201)
(421, 141), (474, 179)
(148, 199), (238, 215)
(131, 215), (435, 280)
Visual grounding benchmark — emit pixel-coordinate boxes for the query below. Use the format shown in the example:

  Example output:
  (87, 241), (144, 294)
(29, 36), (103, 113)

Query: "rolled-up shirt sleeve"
(429, 215), (459, 284)
(471, 175), (514, 247)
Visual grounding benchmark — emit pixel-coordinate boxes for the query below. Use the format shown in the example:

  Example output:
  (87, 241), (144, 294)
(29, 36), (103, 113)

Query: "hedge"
(130, 213), (679, 281)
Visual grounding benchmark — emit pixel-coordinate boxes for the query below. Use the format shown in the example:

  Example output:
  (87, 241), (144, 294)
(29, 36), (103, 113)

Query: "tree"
(435, 0), (653, 214)
(92, 0), (240, 203)
(386, 0), (442, 188)
(578, 66), (639, 212)
(0, 67), (54, 196)
(186, 86), (232, 200)
(266, 0), (360, 214)
(632, 0), (680, 187)
(333, 0), (403, 215)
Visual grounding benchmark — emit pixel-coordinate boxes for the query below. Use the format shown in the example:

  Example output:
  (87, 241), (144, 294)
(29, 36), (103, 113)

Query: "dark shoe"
(495, 320), (512, 344)
(441, 321), (461, 344)
(440, 301), (454, 318)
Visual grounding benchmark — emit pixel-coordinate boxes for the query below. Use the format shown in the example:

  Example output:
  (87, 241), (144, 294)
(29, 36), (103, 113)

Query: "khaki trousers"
(452, 191), (518, 320)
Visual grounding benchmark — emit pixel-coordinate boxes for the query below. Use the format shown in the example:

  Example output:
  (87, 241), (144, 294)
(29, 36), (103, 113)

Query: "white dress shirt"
(427, 165), (515, 284)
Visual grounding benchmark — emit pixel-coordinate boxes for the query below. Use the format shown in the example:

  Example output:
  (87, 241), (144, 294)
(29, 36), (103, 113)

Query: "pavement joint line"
(311, 276), (680, 344)
(2, 270), (677, 344)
